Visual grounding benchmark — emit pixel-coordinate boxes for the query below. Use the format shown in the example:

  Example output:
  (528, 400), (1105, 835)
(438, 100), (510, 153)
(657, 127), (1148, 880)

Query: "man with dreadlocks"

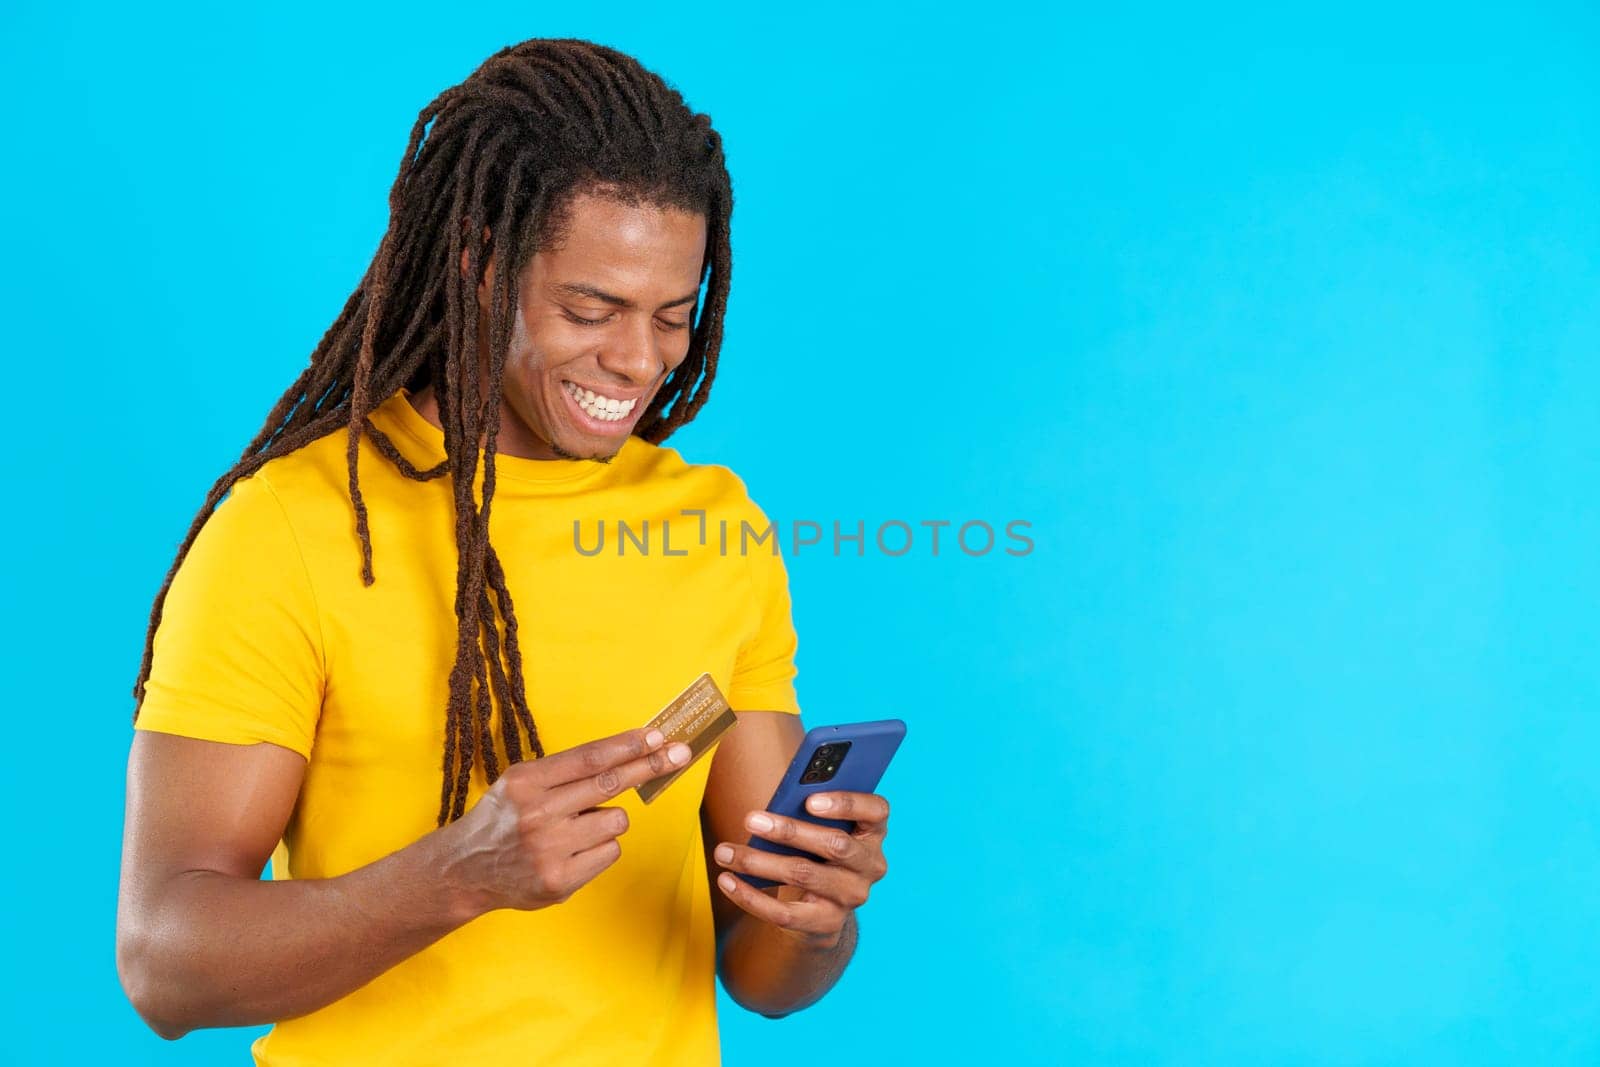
(115, 37), (892, 1065)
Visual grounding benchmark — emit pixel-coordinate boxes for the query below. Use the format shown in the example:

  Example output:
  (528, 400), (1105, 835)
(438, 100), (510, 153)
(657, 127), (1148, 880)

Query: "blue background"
(4, 2), (1598, 1063)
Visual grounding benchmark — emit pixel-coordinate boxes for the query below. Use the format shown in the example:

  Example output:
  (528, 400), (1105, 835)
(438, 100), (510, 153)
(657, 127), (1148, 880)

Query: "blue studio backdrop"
(4, 2), (1599, 1064)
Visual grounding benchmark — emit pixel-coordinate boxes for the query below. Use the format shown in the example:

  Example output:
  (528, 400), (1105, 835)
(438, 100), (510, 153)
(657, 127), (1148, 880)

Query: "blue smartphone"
(742, 718), (906, 890)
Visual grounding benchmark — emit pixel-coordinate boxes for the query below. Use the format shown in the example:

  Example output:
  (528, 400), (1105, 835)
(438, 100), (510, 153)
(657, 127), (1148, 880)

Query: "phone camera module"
(798, 741), (852, 786)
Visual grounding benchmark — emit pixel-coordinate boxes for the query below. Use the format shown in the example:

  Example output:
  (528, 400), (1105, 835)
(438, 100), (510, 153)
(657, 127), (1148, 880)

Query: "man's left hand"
(711, 791), (890, 949)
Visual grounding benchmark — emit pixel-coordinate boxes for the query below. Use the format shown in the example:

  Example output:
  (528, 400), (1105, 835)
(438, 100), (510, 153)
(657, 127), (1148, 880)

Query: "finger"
(714, 871), (848, 940)
(805, 791), (890, 833)
(535, 727), (665, 788)
(563, 834), (624, 892)
(743, 811), (872, 874)
(545, 739), (691, 815)
(713, 841), (871, 908)
(564, 805), (630, 855)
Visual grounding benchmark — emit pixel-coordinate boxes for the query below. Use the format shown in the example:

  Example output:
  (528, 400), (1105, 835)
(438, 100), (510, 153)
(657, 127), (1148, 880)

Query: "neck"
(405, 384), (565, 461)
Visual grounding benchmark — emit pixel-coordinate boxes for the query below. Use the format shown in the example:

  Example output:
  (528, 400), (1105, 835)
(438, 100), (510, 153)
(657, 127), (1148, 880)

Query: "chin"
(551, 437), (620, 463)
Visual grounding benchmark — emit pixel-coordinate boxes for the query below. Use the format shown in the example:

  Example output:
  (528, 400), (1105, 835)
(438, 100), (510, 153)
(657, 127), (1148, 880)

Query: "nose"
(595, 314), (666, 388)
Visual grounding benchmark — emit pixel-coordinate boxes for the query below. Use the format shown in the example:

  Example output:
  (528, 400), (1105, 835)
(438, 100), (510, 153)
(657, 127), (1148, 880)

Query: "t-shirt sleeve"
(727, 495), (802, 716)
(133, 471), (325, 758)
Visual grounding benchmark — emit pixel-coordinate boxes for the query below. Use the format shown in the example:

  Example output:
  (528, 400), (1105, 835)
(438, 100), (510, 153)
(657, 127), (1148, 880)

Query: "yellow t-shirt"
(133, 387), (802, 1066)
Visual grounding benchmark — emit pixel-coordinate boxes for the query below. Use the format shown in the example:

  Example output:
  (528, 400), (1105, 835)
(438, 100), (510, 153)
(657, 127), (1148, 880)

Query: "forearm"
(717, 908), (858, 1018)
(119, 822), (481, 1038)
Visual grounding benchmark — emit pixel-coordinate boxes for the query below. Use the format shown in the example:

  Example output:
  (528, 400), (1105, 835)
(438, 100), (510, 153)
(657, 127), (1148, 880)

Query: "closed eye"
(563, 309), (691, 332)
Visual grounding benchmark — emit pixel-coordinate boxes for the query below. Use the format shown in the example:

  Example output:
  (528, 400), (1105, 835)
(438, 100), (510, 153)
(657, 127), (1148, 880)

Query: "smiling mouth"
(561, 380), (640, 423)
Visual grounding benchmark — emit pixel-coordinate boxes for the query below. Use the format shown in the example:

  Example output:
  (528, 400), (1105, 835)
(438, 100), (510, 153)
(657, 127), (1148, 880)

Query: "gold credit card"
(636, 673), (739, 804)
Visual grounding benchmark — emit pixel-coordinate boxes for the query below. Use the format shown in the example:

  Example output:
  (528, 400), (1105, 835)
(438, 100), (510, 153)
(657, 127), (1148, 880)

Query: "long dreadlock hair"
(131, 38), (734, 825)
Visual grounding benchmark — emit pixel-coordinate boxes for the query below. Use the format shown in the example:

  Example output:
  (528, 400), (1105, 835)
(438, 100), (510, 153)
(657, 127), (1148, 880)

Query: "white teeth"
(563, 381), (637, 423)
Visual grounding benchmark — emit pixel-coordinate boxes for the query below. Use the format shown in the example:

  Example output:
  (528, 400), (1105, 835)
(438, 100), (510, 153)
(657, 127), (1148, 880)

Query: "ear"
(458, 221), (495, 312)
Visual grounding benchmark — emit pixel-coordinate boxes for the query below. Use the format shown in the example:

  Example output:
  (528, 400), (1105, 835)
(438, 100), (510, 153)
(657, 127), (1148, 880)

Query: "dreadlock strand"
(477, 584), (523, 768)
(450, 162), (547, 774)
(361, 421), (449, 480)
(439, 124), (501, 821)
(526, 51), (610, 137)
(486, 544), (543, 758)
(471, 617), (502, 784)
(346, 86), (477, 590)
(591, 53), (661, 148)
(646, 194), (731, 439)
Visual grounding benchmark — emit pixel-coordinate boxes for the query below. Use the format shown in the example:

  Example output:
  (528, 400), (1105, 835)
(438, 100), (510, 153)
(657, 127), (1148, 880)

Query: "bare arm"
(116, 727), (689, 1039)
(700, 712), (887, 1018)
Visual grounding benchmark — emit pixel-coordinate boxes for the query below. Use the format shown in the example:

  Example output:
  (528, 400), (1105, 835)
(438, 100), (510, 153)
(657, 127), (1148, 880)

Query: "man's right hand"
(439, 727), (692, 916)
(118, 726), (692, 1037)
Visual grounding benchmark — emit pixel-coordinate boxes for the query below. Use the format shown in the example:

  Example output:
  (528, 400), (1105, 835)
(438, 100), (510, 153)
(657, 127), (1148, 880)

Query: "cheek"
(663, 331), (696, 371)
(494, 324), (556, 409)
(501, 317), (568, 379)
(523, 318), (595, 370)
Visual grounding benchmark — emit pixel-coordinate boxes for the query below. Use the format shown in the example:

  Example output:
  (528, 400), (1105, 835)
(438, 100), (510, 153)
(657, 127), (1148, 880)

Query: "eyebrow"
(549, 281), (699, 311)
